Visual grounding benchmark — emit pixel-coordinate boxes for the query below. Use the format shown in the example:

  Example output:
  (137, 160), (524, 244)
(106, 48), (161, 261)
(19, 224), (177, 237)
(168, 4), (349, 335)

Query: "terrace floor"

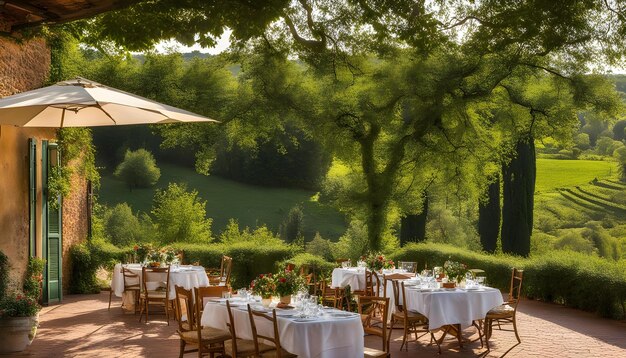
(13, 291), (626, 357)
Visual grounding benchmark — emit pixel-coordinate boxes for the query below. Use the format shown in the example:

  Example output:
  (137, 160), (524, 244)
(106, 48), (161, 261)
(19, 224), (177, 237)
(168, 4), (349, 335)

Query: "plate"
(443, 288), (457, 291)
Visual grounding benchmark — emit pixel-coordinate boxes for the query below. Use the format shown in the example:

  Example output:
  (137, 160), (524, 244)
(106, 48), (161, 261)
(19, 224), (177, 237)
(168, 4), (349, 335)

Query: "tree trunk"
(478, 175), (500, 253)
(501, 138), (535, 257)
(400, 195), (428, 246)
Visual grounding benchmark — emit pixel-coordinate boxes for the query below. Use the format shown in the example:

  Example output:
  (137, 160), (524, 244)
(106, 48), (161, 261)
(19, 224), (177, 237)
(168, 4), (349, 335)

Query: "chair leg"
(484, 319), (491, 350)
(179, 339), (185, 358)
(108, 290), (113, 310)
(512, 315), (521, 343)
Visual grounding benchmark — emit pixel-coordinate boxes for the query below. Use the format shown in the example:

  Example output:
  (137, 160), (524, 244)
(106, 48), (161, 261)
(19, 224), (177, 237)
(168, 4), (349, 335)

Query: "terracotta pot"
(262, 297), (273, 308)
(280, 295), (291, 305)
(0, 314), (39, 353)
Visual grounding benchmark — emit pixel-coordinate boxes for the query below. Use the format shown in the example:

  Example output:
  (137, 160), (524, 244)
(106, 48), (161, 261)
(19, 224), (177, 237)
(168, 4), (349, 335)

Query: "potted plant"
(0, 256), (44, 354)
(275, 269), (305, 305)
(250, 274), (276, 307)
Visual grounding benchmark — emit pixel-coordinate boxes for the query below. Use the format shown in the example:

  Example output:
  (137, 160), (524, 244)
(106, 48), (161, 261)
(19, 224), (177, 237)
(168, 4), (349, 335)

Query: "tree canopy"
(75, 0), (626, 252)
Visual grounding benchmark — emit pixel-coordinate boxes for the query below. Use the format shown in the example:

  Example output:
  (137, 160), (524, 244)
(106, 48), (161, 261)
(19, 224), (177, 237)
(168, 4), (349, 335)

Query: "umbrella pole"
(60, 108), (66, 128)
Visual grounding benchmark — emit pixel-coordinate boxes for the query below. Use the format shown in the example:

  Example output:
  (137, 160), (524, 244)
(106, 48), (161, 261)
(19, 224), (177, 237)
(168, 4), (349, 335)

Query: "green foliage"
(103, 203), (149, 247)
(69, 239), (127, 294)
(426, 205), (481, 251)
(0, 294), (40, 318)
(114, 149), (161, 189)
(595, 137), (623, 156)
(152, 183), (212, 244)
(219, 219), (284, 246)
(175, 242), (296, 289)
(333, 220), (399, 261)
(59, 128), (100, 188)
(280, 205), (304, 243)
(47, 165), (72, 210)
(0, 250), (8, 299)
(574, 133), (591, 150)
(278, 253), (335, 277)
(23, 257), (45, 301)
(553, 229), (594, 255)
(306, 232), (334, 261)
(613, 146), (626, 182)
(582, 222), (622, 260)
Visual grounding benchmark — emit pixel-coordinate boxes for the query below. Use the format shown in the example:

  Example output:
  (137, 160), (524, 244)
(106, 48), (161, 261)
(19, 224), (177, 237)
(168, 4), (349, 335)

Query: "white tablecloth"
(111, 263), (210, 299)
(404, 287), (503, 330)
(201, 301), (364, 358)
(331, 268), (410, 290)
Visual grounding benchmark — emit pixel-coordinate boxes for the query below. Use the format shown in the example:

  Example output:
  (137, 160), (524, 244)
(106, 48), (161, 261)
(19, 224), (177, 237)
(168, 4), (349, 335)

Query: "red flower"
(259, 274), (264, 279)
(279, 278), (287, 283)
(133, 245), (139, 251)
(268, 273), (273, 277)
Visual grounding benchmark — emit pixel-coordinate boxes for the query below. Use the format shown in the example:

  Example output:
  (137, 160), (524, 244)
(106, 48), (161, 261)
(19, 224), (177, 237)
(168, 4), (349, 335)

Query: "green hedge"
(0, 250), (8, 299)
(176, 242), (297, 288)
(69, 240), (128, 294)
(278, 253), (336, 276)
(390, 243), (626, 319)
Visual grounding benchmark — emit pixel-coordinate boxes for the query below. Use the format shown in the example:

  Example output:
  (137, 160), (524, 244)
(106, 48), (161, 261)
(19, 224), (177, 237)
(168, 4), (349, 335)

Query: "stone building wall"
(1, 36), (90, 295)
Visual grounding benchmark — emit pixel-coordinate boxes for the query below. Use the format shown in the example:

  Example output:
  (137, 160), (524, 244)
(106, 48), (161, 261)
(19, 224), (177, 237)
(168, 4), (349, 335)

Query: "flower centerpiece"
(133, 243), (153, 263)
(362, 252), (395, 273)
(443, 259), (468, 284)
(147, 250), (164, 268)
(275, 269), (305, 304)
(161, 247), (179, 265)
(251, 274), (276, 307)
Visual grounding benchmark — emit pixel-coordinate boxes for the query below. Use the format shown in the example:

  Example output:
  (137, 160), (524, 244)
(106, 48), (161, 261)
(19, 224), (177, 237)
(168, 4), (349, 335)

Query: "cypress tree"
(501, 138), (535, 256)
(478, 174), (500, 253)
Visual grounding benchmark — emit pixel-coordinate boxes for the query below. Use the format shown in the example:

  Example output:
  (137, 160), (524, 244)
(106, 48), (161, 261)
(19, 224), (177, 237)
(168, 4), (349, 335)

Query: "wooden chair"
(365, 269), (382, 297)
(224, 300), (273, 358)
(484, 268), (524, 350)
(139, 266), (171, 324)
(109, 265), (141, 312)
(208, 255), (233, 287)
(192, 287), (232, 358)
(174, 286), (200, 357)
(285, 262), (296, 271)
(247, 304), (297, 358)
(358, 296), (390, 358)
(196, 286), (230, 309)
(389, 280), (433, 351)
(320, 279), (347, 310)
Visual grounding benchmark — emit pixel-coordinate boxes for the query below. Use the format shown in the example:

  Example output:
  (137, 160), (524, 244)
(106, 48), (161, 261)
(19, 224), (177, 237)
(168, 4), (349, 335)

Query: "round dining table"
(111, 263), (210, 300)
(404, 286), (503, 331)
(201, 299), (364, 358)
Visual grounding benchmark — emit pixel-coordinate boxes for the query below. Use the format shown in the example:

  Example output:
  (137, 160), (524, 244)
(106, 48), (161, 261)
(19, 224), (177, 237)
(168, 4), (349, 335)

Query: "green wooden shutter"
(42, 140), (63, 304)
(29, 139), (37, 257)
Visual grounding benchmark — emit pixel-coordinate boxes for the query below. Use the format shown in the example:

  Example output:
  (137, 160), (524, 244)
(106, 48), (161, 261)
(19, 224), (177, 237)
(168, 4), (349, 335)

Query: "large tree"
(80, 0), (626, 251)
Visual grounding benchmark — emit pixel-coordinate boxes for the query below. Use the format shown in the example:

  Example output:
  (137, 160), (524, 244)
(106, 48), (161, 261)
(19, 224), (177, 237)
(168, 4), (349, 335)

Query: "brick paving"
(13, 291), (626, 357)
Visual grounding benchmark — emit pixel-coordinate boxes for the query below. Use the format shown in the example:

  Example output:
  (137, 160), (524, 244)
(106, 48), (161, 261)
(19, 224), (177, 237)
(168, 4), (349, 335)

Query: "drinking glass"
(476, 276), (486, 286)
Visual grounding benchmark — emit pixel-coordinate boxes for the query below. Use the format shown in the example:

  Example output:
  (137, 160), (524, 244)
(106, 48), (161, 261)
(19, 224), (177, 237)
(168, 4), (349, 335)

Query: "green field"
(97, 163), (347, 240)
(535, 158), (618, 193)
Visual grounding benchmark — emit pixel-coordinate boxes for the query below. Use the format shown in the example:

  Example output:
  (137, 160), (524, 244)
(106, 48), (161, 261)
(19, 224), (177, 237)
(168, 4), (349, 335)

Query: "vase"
(0, 314), (39, 353)
(262, 297), (272, 308)
(280, 295), (291, 305)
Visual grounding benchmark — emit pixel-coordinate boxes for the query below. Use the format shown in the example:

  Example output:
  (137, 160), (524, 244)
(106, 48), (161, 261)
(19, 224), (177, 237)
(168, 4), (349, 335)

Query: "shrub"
(69, 239), (127, 294)
(306, 232), (334, 261)
(219, 219), (284, 246)
(279, 253), (336, 277)
(152, 183), (212, 244)
(114, 148), (161, 189)
(553, 229), (595, 254)
(280, 205), (304, 244)
(582, 221), (621, 260)
(103, 203), (147, 247)
(23, 257), (45, 301)
(175, 242), (296, 289)
(426, 206), (481, 251)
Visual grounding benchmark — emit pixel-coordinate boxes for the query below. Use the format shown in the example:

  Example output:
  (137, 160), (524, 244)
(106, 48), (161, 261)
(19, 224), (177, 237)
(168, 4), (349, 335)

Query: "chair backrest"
(285, 262), (296, 272)
(221, 255), (233, 285)
(398, 261), (417, 273)
(174, 285), (195, 332)
(321, 279), (338, 299)
(247, 304), (284, 357)
(225, 300), (243, 355)
(357, 296), (389, 353)
(194, 287), (209, 343)
(122, 267), (140, 291)
(365, 270), (381, 297)
(196, 286), (229, 307)
(141, 266), (171, 299)
(508, 268), (524, 308)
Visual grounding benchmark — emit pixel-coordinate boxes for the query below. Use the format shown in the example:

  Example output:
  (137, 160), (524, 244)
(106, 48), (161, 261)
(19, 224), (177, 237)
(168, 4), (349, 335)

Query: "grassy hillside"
(535, 158), (618, 193)
(98, 163), (347, 240)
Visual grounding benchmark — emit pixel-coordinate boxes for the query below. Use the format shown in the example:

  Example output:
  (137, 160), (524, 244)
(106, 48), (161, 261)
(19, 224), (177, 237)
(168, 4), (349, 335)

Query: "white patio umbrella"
(0, 77), (218, 127)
